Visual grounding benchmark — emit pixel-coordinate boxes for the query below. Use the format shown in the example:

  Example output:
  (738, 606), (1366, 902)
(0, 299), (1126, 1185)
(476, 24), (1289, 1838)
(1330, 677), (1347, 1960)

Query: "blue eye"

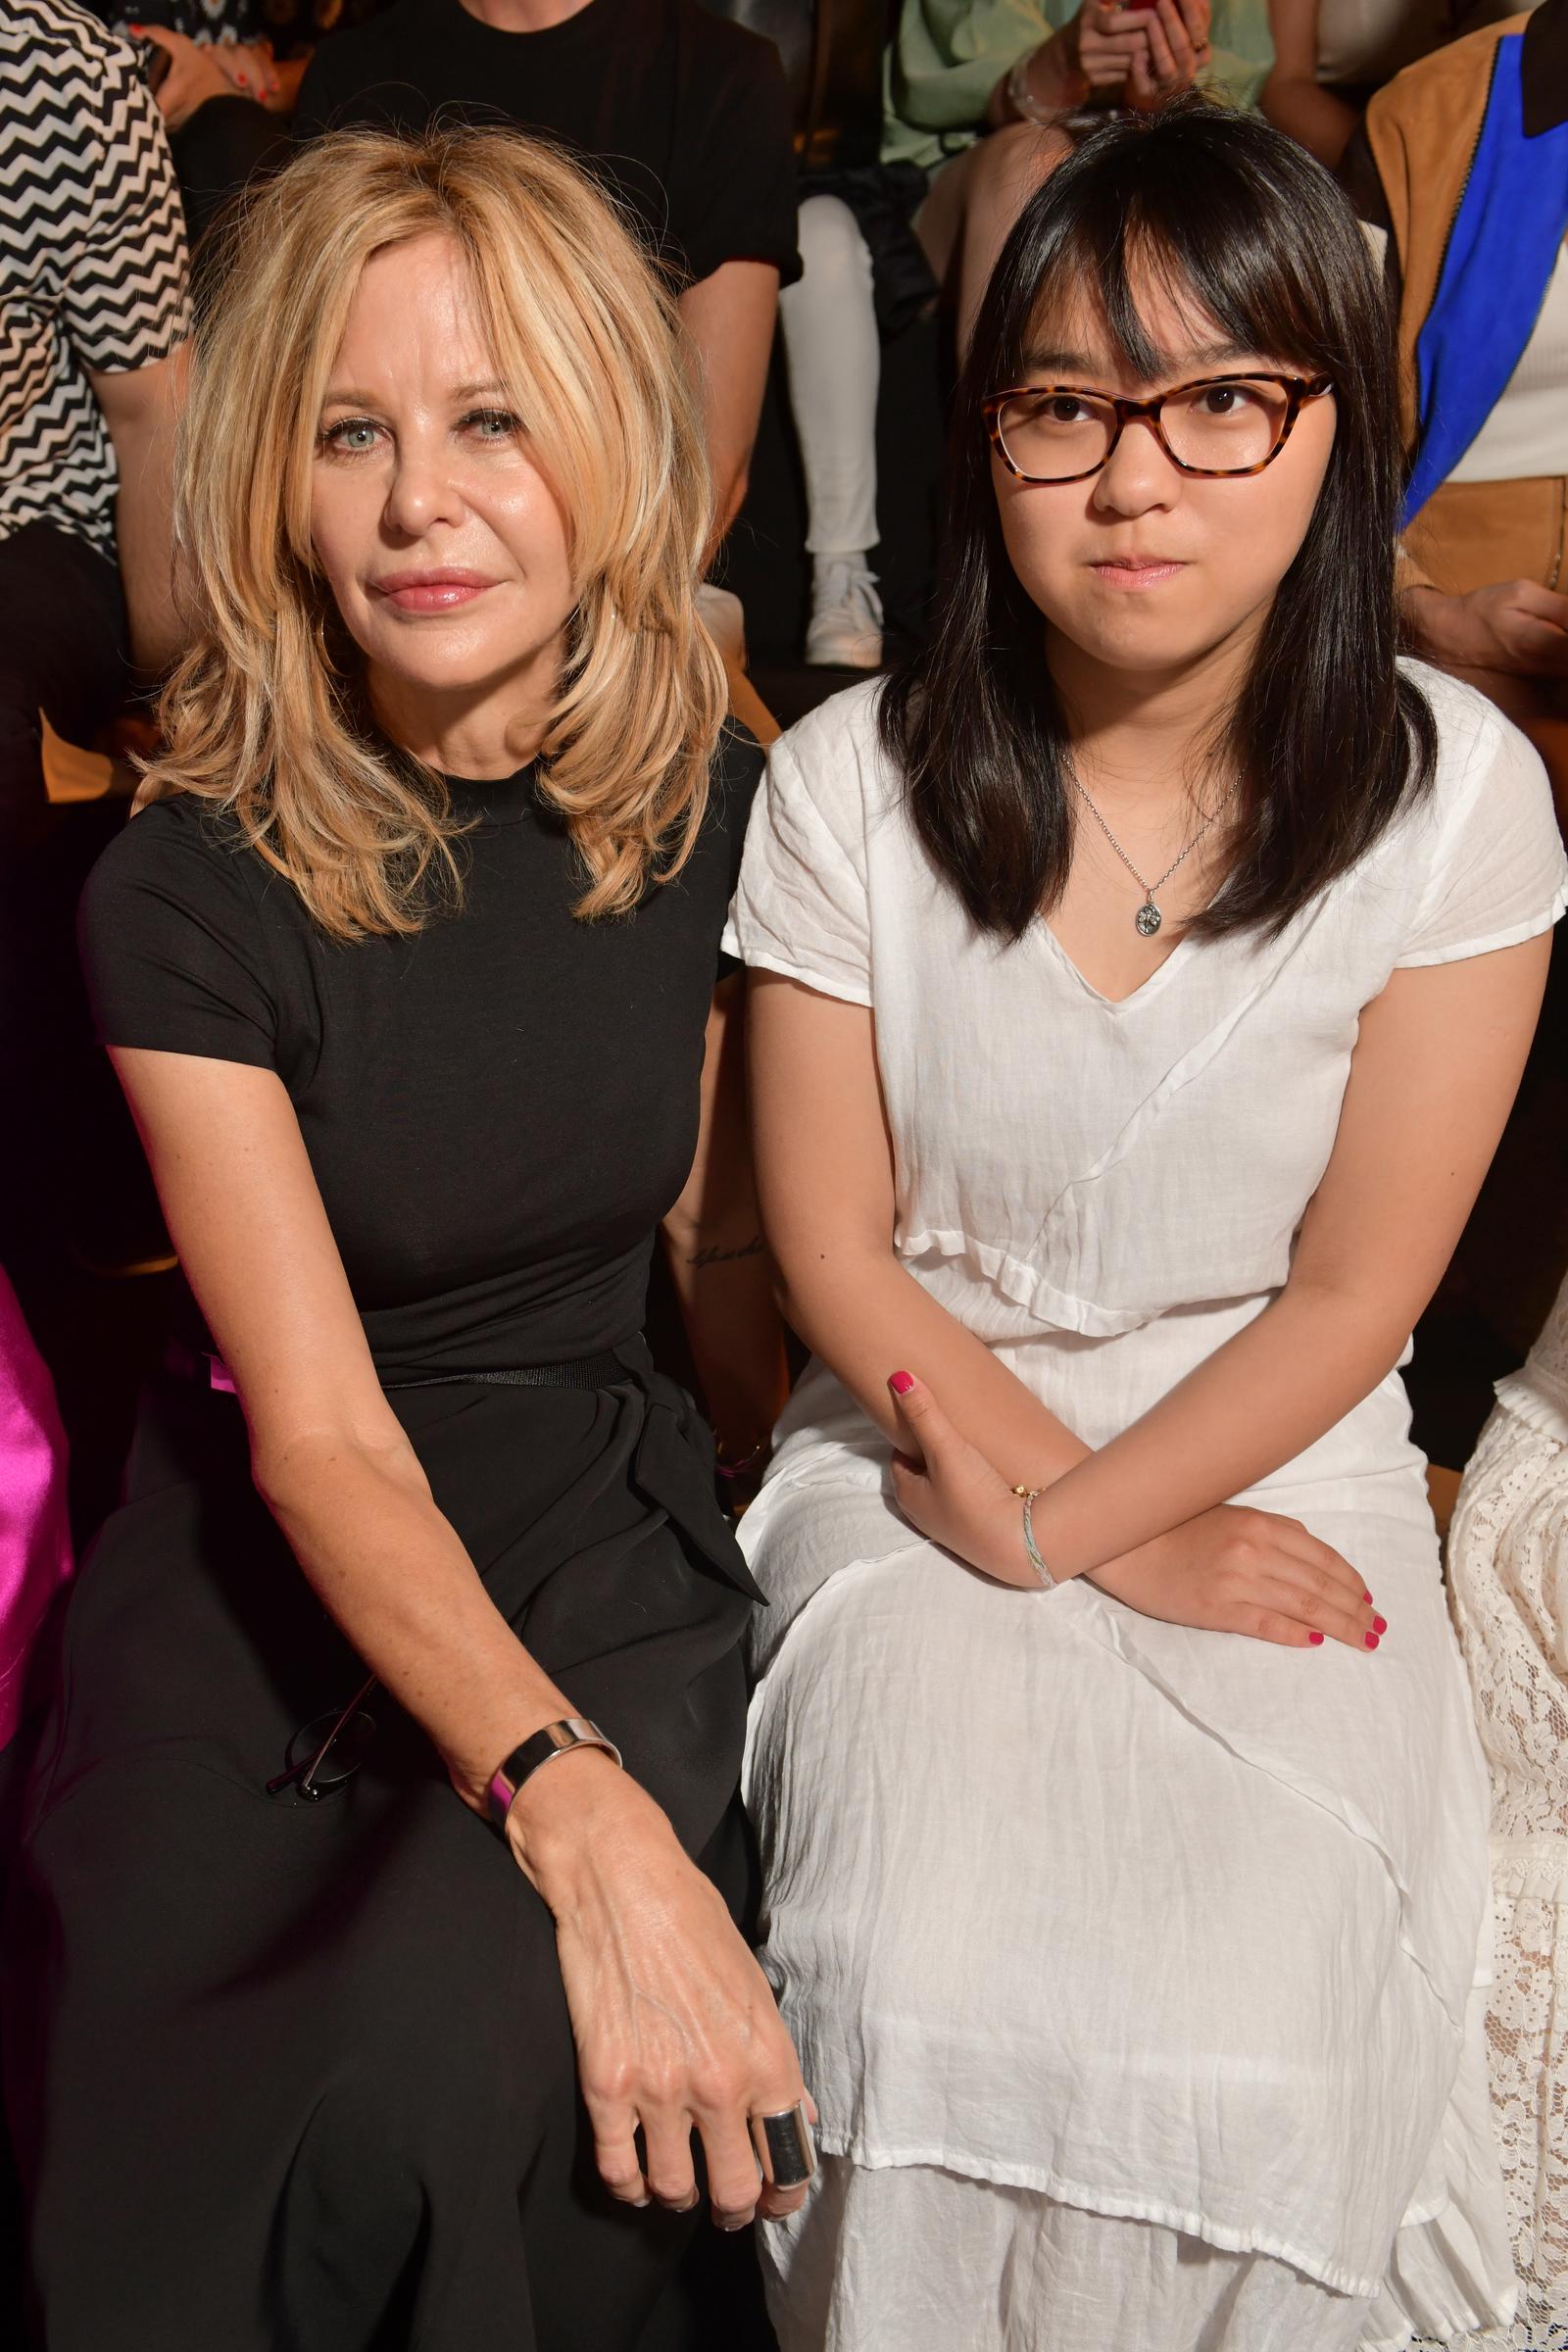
(463, 408), (521, 441)
(320, 416), (380, 456)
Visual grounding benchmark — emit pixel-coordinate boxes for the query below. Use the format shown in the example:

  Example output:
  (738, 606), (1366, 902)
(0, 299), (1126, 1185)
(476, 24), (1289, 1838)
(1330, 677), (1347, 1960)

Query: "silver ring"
(750, 2101), (817, 2190)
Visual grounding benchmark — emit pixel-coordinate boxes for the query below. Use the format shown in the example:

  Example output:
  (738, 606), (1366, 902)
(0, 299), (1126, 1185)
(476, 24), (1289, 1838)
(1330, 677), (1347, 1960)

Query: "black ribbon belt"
(380, 1347), (637, 1394)
(166, 1340), (641, 1396)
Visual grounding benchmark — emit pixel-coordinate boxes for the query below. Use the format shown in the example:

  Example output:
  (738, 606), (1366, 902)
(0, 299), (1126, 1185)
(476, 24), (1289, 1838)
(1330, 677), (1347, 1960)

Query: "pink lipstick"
(371, 568), (497, 612)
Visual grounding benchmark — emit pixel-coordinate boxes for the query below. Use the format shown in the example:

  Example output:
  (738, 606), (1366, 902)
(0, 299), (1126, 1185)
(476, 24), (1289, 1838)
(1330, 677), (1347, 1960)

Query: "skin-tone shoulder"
(113, 231), (806, 2232)
(747, 267), (1548, 1647)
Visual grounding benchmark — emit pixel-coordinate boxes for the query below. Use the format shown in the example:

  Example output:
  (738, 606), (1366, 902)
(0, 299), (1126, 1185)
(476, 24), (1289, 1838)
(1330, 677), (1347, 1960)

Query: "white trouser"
(779, 194), (880, 561)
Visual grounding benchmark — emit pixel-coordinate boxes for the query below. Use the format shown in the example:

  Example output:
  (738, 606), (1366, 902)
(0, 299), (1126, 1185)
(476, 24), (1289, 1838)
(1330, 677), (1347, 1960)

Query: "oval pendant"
(1135, 899), (1162, 938)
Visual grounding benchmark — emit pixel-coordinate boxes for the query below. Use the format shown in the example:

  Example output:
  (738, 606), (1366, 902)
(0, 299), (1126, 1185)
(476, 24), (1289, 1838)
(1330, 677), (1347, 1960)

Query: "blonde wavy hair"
(143, 127), (728, 936)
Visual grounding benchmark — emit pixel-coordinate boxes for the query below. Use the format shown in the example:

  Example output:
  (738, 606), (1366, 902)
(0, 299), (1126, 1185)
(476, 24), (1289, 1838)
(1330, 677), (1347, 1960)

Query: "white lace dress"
(724, 665), (1568, 2352)
(1446, 1276), (1568, 2350)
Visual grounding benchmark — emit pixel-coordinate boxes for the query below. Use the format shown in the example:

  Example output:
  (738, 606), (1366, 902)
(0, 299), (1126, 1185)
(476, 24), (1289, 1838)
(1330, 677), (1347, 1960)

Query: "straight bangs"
(990, 133), (1358, 399)
(884, 99), (1435, 944)
(143, 128), (726, 940)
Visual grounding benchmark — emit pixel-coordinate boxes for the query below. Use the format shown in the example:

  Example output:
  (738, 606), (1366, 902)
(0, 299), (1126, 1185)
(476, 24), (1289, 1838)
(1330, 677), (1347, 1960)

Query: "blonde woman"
(1, 128), (809, 2350)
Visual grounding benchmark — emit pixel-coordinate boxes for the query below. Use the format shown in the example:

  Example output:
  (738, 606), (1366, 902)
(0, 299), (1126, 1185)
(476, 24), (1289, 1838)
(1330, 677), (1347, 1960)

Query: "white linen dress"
(723, 663), (1568, 2352)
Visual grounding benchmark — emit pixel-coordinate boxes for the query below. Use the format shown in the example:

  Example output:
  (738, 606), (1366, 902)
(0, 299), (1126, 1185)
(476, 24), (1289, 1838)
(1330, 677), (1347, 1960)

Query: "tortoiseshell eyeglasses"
(983, 372), (1334, 484)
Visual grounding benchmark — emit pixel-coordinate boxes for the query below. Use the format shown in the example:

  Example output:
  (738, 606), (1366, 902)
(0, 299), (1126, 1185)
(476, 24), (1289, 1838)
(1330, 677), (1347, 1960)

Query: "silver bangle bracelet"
(1007, 48), (1060, 127)
(1010, 1485), (1057, 1589)
(485, 1716), (622, 1834)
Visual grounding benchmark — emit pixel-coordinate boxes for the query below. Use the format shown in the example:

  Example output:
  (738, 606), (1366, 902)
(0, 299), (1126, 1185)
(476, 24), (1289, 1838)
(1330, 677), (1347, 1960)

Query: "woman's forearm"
(259, 1431), (582, 1814)
(1034, 1280), (1403, 1578)
(662, 1225), (789, 1459)
(780, 1247), (1090, 1487)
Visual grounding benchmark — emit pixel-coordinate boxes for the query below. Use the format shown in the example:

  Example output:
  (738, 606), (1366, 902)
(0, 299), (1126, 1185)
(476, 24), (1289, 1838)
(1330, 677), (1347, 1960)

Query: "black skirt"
(3, 1344), (759, 2352)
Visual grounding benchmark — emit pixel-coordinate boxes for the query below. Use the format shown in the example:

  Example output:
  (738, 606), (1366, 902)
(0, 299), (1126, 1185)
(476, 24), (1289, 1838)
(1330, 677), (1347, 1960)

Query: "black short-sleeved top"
(292, 0), (801, 291)
(78, 733), (762, 1378)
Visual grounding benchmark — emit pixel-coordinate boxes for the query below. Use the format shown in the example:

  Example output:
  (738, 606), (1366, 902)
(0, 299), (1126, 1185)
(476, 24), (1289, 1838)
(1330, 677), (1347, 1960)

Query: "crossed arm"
(91, 344), (188, 676)
(677, 263), (780, 562)
(747, 931), (1548, 1637)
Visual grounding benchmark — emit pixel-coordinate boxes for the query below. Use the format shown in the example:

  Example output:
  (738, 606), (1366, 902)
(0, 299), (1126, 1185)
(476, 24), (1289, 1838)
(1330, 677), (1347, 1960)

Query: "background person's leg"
(779, 198), (884, 669)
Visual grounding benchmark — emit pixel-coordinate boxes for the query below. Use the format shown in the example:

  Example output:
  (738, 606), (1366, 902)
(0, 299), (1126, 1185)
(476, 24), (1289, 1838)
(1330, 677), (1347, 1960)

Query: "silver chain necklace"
(1067, 769), (1232, 938)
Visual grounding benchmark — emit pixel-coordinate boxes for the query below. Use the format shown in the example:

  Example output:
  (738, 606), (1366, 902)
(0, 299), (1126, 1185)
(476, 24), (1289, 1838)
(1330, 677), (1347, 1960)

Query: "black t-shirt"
(78, 733), (762, 1376)
(293, 0), (800, 289)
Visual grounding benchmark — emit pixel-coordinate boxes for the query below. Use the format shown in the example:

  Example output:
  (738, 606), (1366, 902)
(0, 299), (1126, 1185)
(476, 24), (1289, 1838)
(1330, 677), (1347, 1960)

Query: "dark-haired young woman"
(724, 103), (1568, 2349)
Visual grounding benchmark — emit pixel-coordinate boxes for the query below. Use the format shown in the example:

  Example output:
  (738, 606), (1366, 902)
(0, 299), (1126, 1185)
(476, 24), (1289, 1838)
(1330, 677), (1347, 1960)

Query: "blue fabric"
(1404, 32), (1568, 525)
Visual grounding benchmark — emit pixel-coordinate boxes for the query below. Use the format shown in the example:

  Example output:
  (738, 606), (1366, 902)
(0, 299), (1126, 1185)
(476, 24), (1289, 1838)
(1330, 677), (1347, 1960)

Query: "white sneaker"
(805, 559), (883, 669)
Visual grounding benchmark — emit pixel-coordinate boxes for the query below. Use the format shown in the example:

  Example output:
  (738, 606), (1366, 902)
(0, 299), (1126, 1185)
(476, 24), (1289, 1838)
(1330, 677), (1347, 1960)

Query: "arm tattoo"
(689, 1233), (765, 1270)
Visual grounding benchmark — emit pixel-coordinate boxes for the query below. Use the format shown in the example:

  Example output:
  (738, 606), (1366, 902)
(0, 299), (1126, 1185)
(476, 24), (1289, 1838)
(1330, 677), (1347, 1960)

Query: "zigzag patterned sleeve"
(58, 41), (190, 376)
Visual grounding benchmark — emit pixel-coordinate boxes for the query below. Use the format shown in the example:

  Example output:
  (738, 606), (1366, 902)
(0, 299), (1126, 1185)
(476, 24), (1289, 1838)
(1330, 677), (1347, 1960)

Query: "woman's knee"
(966, 120), (1073, 222)
(794, 194), (873, 303)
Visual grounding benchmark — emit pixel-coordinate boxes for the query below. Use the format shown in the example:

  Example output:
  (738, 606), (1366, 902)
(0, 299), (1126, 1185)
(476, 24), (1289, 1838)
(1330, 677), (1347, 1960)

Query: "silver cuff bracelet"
(485, 1717), (622, 1834)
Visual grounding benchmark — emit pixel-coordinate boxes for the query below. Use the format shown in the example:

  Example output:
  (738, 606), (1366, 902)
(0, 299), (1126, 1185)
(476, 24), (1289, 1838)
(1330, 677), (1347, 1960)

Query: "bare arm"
(749, 974), (1090, 1483)
(90, 346), (187, 676)
(115, 1049), (607, 1809)
(661, 974), (789, 1468)
(111, 1045), (809, 2222)
(1260, 0), (1357, 168)
(677, 261), (780, 561)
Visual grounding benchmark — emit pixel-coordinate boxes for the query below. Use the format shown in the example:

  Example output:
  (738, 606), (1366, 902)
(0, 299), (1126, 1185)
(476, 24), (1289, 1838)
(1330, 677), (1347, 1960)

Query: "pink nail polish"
(1372, 1614), (1387, 1635)
(888, 1371), (915, 1396)
(1365, 1632), (1380, 1650)
(1308, 1631), (1324, 1645)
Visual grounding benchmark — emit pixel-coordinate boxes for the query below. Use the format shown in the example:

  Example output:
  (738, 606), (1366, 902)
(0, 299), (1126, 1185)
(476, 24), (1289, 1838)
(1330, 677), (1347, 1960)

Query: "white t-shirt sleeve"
(1395, 689), (1568, 968)
(722, 711), (874, 1007)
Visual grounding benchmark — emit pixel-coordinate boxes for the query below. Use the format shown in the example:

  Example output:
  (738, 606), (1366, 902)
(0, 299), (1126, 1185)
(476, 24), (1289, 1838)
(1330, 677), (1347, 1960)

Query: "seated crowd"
(0, 3), (1565, 2348)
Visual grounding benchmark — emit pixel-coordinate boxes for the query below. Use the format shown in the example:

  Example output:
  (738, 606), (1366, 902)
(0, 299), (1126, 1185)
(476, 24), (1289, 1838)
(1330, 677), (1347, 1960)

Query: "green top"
(883, 0), (1275, 169)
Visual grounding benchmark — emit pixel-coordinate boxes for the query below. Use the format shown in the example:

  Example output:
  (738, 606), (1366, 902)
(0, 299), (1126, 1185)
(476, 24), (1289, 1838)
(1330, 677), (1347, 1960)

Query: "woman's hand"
(884, 1370), (1387, 1651)
(128, 25), (233, 127)
(1404, 580), (1568, 680)
(211, 40), (283, 106)
(1075, 3), (1156, 91)
(1091, 1506), (1385, 1650)
(886, 1370), (1047, 1587)
(512, 1754), (815, 2229)
(1124, 0), (1212, 108)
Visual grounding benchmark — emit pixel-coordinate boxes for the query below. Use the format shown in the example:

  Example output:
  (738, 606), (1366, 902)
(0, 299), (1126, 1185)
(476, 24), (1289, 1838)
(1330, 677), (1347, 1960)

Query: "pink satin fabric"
(0, 1268), (72, 1750)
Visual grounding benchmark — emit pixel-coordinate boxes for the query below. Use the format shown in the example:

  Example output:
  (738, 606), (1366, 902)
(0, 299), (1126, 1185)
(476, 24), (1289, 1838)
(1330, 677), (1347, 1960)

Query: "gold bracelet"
(1010, 1484), (1056, 1589)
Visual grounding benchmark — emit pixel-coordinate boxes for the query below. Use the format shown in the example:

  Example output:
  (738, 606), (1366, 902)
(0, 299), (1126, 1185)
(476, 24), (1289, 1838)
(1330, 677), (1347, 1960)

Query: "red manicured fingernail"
(1362, 1591), (1373, 1603)
(1308, 1631), (1324, 1645)
(889, 1371), (914, 1396)
(1372, 1614), (1387, 1635)
(1365, 1632), (1380, 1650)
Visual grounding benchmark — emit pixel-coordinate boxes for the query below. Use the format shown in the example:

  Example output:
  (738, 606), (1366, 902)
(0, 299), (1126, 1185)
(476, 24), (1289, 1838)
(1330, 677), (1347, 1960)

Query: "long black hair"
(880, 100), (1436, 942)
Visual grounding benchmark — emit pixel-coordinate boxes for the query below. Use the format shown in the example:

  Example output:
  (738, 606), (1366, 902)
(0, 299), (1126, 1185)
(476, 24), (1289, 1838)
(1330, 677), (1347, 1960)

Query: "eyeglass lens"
(267, 1699), (378, 1800)
(995, 378), (1294, 479)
